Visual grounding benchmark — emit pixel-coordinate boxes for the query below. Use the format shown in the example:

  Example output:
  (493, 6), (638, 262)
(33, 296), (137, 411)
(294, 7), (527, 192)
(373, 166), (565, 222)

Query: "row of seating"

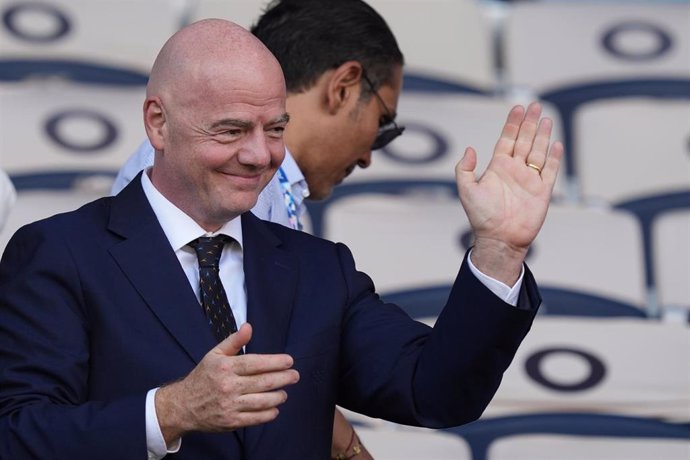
(2, 0), (688, 92)
(352, 411), (690, 460)
(1, 79), (686, 203)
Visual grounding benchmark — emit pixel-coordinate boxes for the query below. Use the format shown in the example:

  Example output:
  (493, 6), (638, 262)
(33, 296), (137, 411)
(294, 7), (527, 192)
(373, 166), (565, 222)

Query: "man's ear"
(325, 61), (363, 114)
(143, 97), (166, 150)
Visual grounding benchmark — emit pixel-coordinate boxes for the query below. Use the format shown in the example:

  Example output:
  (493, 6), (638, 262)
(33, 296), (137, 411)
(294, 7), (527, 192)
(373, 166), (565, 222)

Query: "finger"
(525, 117), (553, 170)
(513, 102), (542, 162)
(541, 141), (564, 190)
(216, 322), (253, 356)
(233, 369), (300, 396)
(233, 354), (297, 376)
(233, 389), (289, 412)
(455, 147), (478, 194)
(493, 105), (526, 157)
(232, 407), (282, 428)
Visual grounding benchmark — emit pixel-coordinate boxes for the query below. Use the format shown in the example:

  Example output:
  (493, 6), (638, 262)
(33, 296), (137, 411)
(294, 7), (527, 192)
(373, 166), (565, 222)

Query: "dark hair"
(251, 0), (404, 96)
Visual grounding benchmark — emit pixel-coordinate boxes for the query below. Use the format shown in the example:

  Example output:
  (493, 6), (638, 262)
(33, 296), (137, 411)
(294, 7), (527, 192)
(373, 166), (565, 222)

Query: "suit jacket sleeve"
(335, 243), (540, 428)
(0, 222), (147, 459)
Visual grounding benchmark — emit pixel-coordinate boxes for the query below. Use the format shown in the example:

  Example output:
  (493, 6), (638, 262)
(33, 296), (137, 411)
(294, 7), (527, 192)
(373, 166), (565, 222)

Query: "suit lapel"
(242, 213), (298, 355)
(241, 213), (299, 454)
(107, 176), (215, 364)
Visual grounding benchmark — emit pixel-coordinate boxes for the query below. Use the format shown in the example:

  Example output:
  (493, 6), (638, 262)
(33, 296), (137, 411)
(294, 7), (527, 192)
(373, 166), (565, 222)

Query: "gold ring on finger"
(526, 162), (542, 174)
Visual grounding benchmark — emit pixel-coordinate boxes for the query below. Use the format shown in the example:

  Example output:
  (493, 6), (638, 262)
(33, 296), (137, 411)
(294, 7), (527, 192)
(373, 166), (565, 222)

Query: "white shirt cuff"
(146, 388), (181, 459)
(467, 250), (524, 307)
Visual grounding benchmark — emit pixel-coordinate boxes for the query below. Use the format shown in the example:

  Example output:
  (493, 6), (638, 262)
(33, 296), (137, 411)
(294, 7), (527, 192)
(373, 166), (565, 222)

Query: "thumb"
(455, 147), (478, 192)
(216, 322), (252, 356)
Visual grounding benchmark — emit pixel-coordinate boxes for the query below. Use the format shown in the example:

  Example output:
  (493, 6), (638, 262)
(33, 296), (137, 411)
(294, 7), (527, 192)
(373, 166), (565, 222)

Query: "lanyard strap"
(277, 167), (303, 231)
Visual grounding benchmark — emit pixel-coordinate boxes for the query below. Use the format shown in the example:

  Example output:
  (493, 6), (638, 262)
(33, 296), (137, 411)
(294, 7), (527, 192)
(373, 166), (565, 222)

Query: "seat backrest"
(0, 187), (108, 253)
(575, 97), (690, 203)
(653, 209), (690, 313)
(323, 190), (470, 293)
(482, 317), (690, 422)
(356, 424), (471, 460)
(447, 413), (690, 460)
(490, 434), (690, 460)
(526, 204), (647, 309)
(0, 80), (146, 182)
(0, 0), (184, 79)
(349, 92), (567, 198)
(503, 2), (690, 95)
(187, 0), (266, 29)
(366, 0), (496, 91)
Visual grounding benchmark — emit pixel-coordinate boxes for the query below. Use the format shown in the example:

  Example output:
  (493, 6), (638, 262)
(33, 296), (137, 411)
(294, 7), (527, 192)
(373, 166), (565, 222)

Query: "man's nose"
(240, 131), (272, 167)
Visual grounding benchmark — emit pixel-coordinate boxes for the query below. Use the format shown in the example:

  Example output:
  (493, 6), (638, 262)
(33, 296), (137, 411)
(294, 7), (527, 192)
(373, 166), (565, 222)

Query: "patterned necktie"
(188, 235), (240, 344)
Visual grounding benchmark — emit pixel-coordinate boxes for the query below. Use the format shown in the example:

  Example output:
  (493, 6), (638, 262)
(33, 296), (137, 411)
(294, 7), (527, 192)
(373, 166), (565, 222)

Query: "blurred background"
(0, 0), (688, 458)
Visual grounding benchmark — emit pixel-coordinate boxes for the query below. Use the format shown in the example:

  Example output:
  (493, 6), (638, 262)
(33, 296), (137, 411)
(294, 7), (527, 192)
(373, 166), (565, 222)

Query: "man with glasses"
(111, 1), (405, 457)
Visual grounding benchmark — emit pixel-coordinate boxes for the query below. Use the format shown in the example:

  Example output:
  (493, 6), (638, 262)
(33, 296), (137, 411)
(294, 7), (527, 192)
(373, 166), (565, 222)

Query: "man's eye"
(379, 116), (392, 128)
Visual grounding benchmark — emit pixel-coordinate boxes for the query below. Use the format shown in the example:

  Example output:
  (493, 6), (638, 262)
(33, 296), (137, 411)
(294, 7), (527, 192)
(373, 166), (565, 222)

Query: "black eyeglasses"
(361, 70), (405, 150)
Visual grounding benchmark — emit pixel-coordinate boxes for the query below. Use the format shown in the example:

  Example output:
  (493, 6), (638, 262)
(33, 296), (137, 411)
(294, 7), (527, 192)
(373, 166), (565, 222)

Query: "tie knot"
(189, 235), (231, 268)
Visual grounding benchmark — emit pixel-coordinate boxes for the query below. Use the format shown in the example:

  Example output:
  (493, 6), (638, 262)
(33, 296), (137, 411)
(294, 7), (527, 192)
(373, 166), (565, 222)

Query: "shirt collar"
(140, 168), (243, 251)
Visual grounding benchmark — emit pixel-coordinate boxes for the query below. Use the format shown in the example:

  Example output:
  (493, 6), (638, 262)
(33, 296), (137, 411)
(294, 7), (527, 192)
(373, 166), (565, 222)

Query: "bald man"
(0, 19), (563, 459)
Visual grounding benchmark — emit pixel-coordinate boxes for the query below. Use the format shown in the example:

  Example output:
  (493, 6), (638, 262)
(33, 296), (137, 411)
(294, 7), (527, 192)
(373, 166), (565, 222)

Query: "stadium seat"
(574, 97), (690, 203)
(0, 186), (109, 253)
(0, 0), (185, 83)
(445, 413), (690, 460)
(366, 0), (497, 92)
(616, 190), (690, 318)
(653, 209), (690, 315)
(502, 2), (690, 95)
(348, 92), (566, 195)
(0, 80), (146, 185)
(526, 203), (648, 311)
(187, 0), (267, 29)
(480, 317), (690, 423)
(356, 425), (472, 460)
(540, 78), (690, 201)
(316, 187), (470, 293)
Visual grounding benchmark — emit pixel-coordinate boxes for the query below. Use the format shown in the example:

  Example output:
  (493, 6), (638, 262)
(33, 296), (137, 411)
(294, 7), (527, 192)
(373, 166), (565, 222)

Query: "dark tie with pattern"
(189, 235), (240, 344)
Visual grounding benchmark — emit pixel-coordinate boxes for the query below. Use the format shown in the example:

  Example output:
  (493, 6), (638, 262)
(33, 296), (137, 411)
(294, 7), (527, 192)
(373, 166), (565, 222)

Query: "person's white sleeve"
(112, 140), (156, 195)
(0, 169), (16, 232)
(146, 388), (181, 459)
(467, 250), (524, 307)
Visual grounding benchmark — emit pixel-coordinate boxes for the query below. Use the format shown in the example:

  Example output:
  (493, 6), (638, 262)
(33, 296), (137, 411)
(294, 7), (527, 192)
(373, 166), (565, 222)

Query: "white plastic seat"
(527, 204), (647, 309)
(0, 186), (108, 253)
(0, 80), (146, 179)
(484, 316), (690, 423)
(324, 191), (470, 294)
(575, 97), (690, 203)
(503, 2), (690, 96)
(364, 0), (496, 91)
(187, 0), (267, 29)
(490, 431), (690, 460)
(351, 92), (567, 199)
(0, 0), (185, 78)
(653, 209), (690, 313)
(356, 424), (471, 460)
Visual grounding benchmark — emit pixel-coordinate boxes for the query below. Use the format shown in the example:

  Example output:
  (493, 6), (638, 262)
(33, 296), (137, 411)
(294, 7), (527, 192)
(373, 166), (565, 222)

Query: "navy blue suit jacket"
(0, 177), (540, 459)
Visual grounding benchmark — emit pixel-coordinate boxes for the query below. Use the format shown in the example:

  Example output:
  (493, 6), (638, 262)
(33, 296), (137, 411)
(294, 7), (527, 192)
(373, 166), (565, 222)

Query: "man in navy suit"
(0, 18), (563, 459)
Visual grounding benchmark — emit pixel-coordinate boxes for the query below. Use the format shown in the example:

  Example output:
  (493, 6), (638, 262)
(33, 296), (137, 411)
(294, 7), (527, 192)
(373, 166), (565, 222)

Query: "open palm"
(456, 103), (563, 283)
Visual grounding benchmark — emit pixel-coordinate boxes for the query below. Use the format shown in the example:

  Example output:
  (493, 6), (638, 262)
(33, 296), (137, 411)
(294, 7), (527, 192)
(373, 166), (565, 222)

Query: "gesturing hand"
(455, 102), (563, 285)
(156, 323), (299, 444)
